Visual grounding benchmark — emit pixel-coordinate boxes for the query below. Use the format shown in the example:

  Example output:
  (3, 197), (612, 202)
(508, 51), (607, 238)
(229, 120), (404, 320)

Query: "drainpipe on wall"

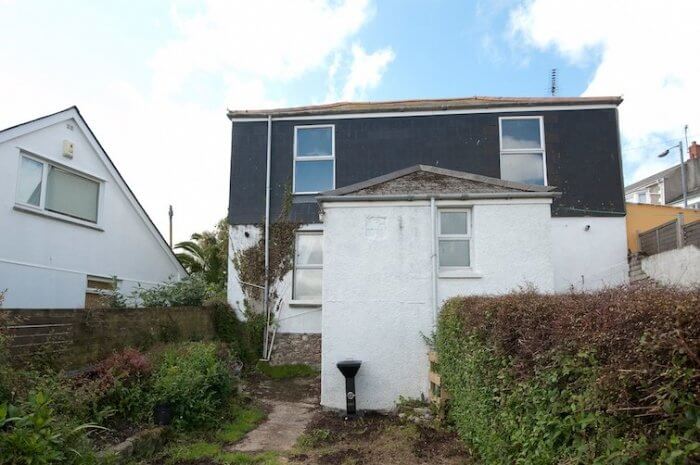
(262, 115), (272, 358)
(430, 197), (438, 327)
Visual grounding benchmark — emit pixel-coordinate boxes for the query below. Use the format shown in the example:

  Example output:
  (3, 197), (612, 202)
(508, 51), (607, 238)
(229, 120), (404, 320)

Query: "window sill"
(439, 269), (482, 279)
(13, 204), (103, 231)
(288, 299), (322, 308)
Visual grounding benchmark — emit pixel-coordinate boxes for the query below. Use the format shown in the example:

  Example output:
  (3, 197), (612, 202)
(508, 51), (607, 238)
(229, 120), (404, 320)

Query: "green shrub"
(437, 285), (700, 464)
(150, 342), (234, 430)
(0, 391), (101, 465)
(135, 273), (213, 307)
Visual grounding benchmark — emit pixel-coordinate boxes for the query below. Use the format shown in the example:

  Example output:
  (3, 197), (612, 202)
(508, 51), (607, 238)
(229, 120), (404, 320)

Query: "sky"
(1, 0), (699, 243)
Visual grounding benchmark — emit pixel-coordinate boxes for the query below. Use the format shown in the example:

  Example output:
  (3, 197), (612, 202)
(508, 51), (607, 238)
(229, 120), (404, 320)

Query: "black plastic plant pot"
(336, 360), (362, 418)
(153, 403), (173, 426)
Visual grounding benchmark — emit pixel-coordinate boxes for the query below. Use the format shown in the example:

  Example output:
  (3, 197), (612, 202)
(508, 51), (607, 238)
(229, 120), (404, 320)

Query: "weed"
(297, 428), (334, 450)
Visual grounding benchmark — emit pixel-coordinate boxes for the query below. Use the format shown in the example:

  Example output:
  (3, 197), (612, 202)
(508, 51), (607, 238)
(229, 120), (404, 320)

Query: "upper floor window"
(499, 116), (547, 185)
(294, 125), (335, 194)
(16, 154), (100, 223)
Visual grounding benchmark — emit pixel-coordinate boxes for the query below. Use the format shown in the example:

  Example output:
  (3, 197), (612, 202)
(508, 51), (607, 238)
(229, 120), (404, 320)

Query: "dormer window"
(293, 125), (335, 194)
(499, 116), (547, 185)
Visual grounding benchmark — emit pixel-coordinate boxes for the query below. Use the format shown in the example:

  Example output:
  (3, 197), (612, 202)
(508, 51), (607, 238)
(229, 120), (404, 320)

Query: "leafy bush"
(68, 348), (153, 424)
(135, 273), (213, 307)
(0, 391), (100, 465)
(150, 342), (234, 430)
(436, 285), (699, 464)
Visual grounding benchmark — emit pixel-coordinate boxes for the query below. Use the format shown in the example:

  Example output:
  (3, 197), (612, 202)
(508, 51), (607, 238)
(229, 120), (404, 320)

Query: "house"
(625, 141), (700, 209)
(0, 107), (186, 308)
(226, 96), (629, 410)
(625, 202), (700, 253)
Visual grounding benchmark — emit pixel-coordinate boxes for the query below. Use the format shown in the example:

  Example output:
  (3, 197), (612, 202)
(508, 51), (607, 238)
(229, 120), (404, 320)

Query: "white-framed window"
(293, 231), (323, 301)
(499, 116), (547, 185)
(293, 125), (335, 194)
(437, 209), (471, 269)
(15, 153), (101, 224)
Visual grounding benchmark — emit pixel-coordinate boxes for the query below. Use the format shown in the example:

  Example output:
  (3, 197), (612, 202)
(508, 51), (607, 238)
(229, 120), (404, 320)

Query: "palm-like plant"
(175, 219), (228, 290)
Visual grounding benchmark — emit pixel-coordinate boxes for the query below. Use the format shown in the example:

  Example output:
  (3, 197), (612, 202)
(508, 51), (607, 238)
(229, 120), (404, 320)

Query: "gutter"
(317, 192), (561, 203)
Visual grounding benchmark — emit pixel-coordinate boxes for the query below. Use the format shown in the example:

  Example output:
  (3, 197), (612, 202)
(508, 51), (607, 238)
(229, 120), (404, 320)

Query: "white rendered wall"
(0, 118), (184, 308)
(227, 224), (321, 333)
(321, 200), (555, 411)
(550, 217), (629, 291)
(642, 245), (700, 287)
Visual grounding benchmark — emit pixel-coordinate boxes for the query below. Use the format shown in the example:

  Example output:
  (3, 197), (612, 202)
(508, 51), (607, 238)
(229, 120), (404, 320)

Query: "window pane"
(439, 240), (470, 267)
(296, 234), (323, 265)
(501, 118), (542, 149)
(294, 160), (333, 193)
(296, 127), (332, 157)
(294, 269), (322, 300)
(637, 193), (647, 203)
(501, 153), (545, 185)
(440, 212), (468, 235)
(46, 167), (99, 222)
(17, 157), (43, 206)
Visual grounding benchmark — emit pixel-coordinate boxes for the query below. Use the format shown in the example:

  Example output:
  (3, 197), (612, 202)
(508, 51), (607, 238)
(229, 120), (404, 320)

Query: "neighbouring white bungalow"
(0, 107), (186, 308)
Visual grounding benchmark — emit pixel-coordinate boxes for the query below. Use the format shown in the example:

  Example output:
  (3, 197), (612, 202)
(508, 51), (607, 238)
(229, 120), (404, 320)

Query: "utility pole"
(168, 205), (174, 248)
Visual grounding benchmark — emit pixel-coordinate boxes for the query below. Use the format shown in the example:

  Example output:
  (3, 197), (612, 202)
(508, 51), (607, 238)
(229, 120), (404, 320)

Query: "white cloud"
(152, 0), (372, 104)
(509, 0), (700, 183)
(0, 0), (393, 242)
(341, 44), (395, 100)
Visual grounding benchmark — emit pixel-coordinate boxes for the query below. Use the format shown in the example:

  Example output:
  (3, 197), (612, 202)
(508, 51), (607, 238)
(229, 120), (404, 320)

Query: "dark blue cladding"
(228, 108), (624, 225)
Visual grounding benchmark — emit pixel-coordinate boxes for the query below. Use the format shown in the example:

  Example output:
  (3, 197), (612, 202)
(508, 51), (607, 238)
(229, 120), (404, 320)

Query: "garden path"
(226, 374), (321, 453)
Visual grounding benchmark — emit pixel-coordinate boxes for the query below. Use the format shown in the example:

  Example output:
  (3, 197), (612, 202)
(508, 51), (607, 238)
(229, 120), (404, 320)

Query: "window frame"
(292, 124), (336, 195)
(292, 230), (323, 303)
(498, 116), (548, 186)
(14, 151), (104, 227)
(437, 208), (472, 271)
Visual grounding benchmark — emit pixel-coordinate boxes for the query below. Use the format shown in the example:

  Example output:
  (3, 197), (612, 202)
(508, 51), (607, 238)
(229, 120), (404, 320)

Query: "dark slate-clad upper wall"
(228, 109), (624, 225)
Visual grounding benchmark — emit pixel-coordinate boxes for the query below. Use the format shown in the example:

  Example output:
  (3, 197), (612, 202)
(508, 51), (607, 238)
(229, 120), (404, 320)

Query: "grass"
(166, 441), (278, 464)
(216, 404), (267, 443)
(157, 400), (271, 464)
(256, 362), (318, 379)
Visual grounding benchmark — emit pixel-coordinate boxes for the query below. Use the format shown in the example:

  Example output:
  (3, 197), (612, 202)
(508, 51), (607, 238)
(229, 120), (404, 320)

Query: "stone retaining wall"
(269, 333), (321, 367)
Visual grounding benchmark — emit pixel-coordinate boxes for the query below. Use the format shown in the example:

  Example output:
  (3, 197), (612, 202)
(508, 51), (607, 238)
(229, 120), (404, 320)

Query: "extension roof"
(317, 165), (559, 202)
(228, 96), (622, 119)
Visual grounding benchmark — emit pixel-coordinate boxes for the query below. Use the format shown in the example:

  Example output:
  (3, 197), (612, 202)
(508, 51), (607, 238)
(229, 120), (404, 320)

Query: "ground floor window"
(437, 209), (471, 269)
(293, 232), (323, 301)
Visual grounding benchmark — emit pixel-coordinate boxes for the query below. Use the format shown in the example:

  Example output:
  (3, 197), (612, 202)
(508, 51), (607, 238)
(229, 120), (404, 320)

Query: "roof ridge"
(227, 95), (623, 118)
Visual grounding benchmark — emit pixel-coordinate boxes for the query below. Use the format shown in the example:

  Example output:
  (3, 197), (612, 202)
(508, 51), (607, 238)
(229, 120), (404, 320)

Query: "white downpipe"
(262, 115), (272, 357)
(430, 197), (438, 327)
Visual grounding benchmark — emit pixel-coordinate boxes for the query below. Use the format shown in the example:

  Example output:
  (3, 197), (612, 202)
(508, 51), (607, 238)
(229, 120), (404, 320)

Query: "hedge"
(436, 285), (699, 464)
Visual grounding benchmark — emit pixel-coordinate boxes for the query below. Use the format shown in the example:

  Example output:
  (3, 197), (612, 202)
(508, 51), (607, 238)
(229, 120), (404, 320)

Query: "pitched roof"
(0, 107), (187, 276)
(317, 165), (559, 202)
(625, 164), (678, 192)
(228, 96), (623, 119)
